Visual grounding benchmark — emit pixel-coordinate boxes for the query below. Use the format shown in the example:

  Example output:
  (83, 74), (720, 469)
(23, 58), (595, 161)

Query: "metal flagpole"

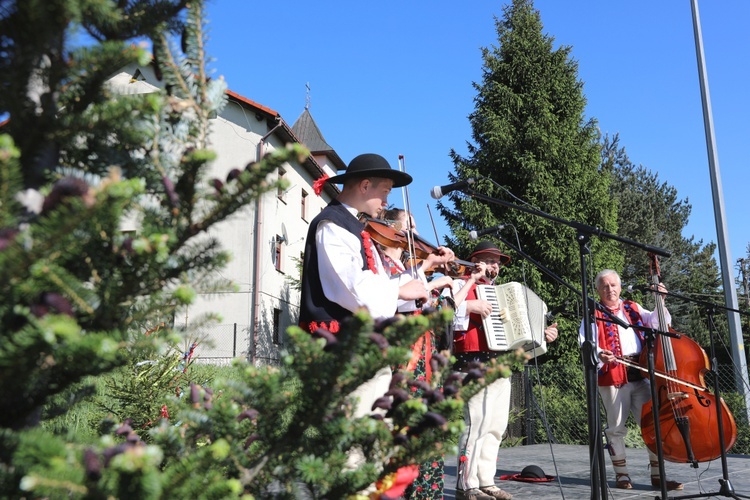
(690, 0), (750, 421)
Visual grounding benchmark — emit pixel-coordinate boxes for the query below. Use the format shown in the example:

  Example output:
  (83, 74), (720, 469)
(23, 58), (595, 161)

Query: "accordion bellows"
(475, 282), (548, 357)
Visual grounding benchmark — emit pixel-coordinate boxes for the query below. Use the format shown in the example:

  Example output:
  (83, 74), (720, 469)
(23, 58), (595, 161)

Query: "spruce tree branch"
(188, 0), (210, 149)
(35, 263), (95, 315)
(178, 149), (298, 244)
(153, 33), (197, 110)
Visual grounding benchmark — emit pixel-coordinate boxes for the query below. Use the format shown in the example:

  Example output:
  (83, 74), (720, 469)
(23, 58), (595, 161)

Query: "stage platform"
(442, 444), (750, 499)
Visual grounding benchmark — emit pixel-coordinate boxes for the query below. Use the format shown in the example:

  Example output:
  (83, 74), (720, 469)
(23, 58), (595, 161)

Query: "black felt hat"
(469, 240), (511, 266)
(499, 464), (555, 483)
(327, 153), (412, 188)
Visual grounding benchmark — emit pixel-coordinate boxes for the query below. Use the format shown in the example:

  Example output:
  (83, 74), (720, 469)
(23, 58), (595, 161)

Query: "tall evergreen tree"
(440, 0), (621, 362)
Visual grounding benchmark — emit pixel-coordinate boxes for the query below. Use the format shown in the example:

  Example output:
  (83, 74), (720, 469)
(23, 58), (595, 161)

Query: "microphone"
(469, 224), (505, 240)
(626, 284), (652, 293)
(430, 178), (475, 199)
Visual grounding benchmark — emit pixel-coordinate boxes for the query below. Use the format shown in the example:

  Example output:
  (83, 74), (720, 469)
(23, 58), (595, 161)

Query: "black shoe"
(651, 477), (684, 491)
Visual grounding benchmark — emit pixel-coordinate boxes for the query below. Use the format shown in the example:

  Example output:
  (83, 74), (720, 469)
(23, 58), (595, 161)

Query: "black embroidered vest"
(299, 200), (369, 330)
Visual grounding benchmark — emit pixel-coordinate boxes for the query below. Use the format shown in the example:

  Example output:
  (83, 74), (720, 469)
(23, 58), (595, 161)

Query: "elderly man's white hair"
(595, 269), (621, 288)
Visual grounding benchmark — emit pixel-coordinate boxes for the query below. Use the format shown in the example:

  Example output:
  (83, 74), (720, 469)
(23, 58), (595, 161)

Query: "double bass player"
(579, 269), (683, 491)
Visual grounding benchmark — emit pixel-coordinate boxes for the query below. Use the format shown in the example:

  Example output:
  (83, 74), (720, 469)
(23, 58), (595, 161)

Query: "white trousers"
(598, 379), (658, 467)
(349, 366), (393, 418)
(345, 366), (393, 471)
(456, 376), (512, 490)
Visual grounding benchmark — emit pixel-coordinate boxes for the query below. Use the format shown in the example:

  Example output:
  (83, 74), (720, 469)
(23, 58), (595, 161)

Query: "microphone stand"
(581, 292), (687, 500)
(490, 232), (583, 300)
(496, 229), (683, 500)
(635, 288), (750, 500)
(464, 187), (671, 500)
(644, 321), (673, 500)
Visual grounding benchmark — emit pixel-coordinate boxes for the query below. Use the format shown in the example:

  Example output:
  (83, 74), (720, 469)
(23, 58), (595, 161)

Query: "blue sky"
(205, 0), (750, 278)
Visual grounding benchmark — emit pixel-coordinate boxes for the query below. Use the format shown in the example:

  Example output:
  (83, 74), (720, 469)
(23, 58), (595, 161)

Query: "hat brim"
(326, 169), (412, 188)
(499, 473), (556, 483)
(469, 248), (511, 266)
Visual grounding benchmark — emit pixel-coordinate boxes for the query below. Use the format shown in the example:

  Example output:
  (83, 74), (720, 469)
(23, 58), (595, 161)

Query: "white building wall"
(108, 63), (334, 366)
(177, 103), (264, 361)
(190, 104), (333, 366)
(311, 153), (337, 178)
(250, 141), (331, 365)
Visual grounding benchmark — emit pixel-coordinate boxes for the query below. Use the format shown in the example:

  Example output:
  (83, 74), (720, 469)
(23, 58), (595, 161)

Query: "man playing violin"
(299, 153), (457, 418)
(299, 154), (458, 490)
(300, 154), (437, 333)
(579, 269), (683, 491)
(452, 241), (559, 500)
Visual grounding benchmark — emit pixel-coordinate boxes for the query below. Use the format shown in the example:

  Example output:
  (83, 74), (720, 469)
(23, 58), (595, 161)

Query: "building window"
(272, 308), (282, 345)
(274, 235), (283, 272)
(277, 168), (286, 203)
(301, 189), (308, 221)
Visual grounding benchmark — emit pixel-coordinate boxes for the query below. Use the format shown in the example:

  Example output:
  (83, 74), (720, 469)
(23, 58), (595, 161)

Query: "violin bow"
(427, 202), (478, 278)
(397, 154), (420, 277)
(427, 203), (449, 276)
(426, 203), (441, 246)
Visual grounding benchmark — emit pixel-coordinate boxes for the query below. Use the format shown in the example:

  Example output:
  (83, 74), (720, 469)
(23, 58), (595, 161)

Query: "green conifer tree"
(601, 134), (723, 353)
(440, 0), (622, 363)
(0, 1), (525, 497)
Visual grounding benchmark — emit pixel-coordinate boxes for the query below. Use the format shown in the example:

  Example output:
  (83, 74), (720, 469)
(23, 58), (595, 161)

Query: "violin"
(434, 259), (496, 280)
(639, 253), (737, 465)
(422, 258), (478, 278)
(360, 215), (436, 258)
(361, 213), (435, 308)
(361, 215), (471, 276)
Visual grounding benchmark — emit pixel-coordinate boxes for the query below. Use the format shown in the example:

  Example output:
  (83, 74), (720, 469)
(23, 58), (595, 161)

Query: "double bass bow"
(639, 253), (737, 465)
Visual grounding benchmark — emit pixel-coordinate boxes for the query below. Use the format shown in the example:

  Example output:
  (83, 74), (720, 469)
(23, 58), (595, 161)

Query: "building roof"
(226, 89), (281, 120)
(225, 90), (339, 197)
(291, 108), (347, 173)
(292, 108), (331, 152)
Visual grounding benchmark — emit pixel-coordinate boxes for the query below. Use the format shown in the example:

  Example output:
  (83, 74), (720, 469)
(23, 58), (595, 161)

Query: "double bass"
(639, 253), (737, 465)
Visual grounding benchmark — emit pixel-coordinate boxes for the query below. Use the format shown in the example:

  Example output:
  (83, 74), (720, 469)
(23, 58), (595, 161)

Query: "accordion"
(475, 282), (548, 356)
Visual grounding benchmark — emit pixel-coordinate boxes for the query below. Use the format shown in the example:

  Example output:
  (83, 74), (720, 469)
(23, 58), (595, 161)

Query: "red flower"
(460, 455), (468, 463)
(376, 465), (420, 499)
(361, 231), (377, 272)
(304, 320), (340, 335)
(160, 405), (169, 419)
(312, 174), (328, 196)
